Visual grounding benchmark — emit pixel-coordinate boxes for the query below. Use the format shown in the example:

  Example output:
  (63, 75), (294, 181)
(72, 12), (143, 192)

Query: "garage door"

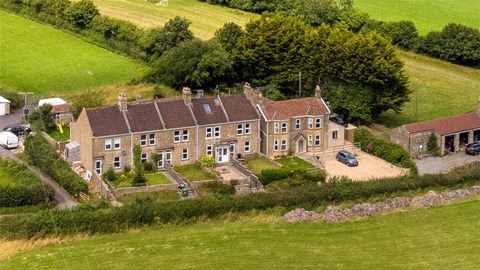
(0, 104), (5, 116)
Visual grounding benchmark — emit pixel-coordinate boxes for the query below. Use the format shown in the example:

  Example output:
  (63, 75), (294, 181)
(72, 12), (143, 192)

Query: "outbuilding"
(0, 96), (11, 116)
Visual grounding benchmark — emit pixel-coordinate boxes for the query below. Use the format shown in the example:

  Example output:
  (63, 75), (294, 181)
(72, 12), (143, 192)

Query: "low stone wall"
(115, 183), (178, 196)
(284, 186), (480, 223)
(42, 131), (68, 154)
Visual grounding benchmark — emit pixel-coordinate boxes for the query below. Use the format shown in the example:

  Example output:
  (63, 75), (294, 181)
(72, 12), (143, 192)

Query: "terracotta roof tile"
(404, 111), (480, 135)
(156, 99), (196, 129)
(125, 102), (164, 132)
(86, 106), (129, 137)
(220, 95), (259, 122)
(191, 97), (228, 125)
(257, 97), (329, 120)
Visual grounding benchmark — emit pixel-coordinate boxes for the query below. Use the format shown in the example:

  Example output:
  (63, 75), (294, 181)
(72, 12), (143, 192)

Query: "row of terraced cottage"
(68, 83), (355, 176)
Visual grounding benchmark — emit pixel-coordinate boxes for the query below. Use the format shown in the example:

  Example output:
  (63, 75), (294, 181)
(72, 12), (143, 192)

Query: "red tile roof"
(257, 97), (330, 120)
(191, 97), (228, 125)
(156, 99), (196, 129)
(404, 111), (480, 135)
(220, 95), (259, 122)
(86, 106), (129, 137)
(51, 103), (71, 114)
(125, 102), (164, 132)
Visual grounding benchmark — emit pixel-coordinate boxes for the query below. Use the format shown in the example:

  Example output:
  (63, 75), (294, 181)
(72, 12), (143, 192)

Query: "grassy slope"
(91, 0), (258, 40)
(3, 199), (480, 269)
(379, 51), (480, 127)
(355, 0), (480, 34)
(0, 10), (147, 94)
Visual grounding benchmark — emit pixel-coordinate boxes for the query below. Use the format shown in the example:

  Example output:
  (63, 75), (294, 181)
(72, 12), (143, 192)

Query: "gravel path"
(415, 152), (480, 175)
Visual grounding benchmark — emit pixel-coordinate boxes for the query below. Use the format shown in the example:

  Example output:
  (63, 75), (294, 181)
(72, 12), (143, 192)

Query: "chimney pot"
(182, 87), (192, 105)
(118, 93), (128, 111)
(315, 85), (322, 99)
(196, 90), (204, 98)
(243, 82), (252, 99)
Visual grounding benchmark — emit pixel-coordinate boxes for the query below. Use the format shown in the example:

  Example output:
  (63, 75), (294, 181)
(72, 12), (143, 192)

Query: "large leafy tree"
(66, 0), (99, 29)
(213, 22), (243, 53)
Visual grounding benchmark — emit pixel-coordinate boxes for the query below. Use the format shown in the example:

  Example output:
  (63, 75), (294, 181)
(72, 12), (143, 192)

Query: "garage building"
(0, 96), (11, 116)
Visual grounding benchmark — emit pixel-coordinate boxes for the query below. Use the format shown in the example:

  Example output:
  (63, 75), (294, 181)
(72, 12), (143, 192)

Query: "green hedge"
(3, 162), (480, 239)
(354, 127), (417, 174)
(259, 168), (293, 185)
(24, 134), (88, 196)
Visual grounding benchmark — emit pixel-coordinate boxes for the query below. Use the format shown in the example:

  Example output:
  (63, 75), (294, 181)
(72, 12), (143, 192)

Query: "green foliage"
(23, 133), (89, 196)
(200, 156), (215, 168)
(213, 22), (243, 52)
(354, 128), (417, 174)
(132, 144), (146, 186)
(69, 88), (107, 119)
(323, 84), (373, 123)
(264, 84), (286, 101)
(142, 162), (155, 173)
(66, 0), (99, 29)
(197, 181), (236, 197)
(427, 133), (440, 156)
(0, 88), (21, 109)
(102, 168), (117, 182)
(28, 104), (53, 132)
(0, 159), (54, 207)
(418, 23), (480, 67)
(259, 168), (293, 185)
(363, 20), (420, 50)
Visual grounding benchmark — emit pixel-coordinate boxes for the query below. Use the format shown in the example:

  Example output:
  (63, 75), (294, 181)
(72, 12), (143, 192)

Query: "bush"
(102, 168), (117, 182)
(200, 156), (215, 168)
(24, 134), (89, 196)
(259, 168), (293, 185)
(0, 88), (21, 109)
(197, 181), (236, 196)
(354, 128), (417, 174)
(143, 162), (155, 173)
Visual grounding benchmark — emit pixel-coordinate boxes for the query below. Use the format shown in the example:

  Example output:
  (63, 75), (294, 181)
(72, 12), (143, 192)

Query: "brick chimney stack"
(118, 93), (128, 112)
(182, 87), (192, 105)
(243, 82), (252, 99)
(315, 84), (322, 99)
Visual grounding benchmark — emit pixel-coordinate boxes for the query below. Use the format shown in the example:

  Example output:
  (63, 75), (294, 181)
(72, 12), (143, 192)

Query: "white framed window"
(114, 137), (121, 149)
(214, 126), (221, 138)
(105, 138), (112, 150)
(315, 118), (321, 128)
(244, 141), (251, 152)
(281, 139), (287, 151)
(274, 123), (279, 134)
(206, 145), (213, 156)
(332, 130), (338, 140)
(174, 130), (181, 143)
(237, 124), (243, 135)
(182, 130), (189, 142)
(295, 119), (301, 130)
(149, 133), (156, 145)
(273, 140), (279, 151)
(281, 122), (288, 133)
(245, 123), (251, 134)
(206, 127), (212, 139)
(141, 153), (147, 163)
(308, 135), (313, 146)
(113, 156), (121, 169)
(182, 148), (189, 160)
(140, 134), (147, 147)
(95, 160), (102, 175)
(308, 118), (313, 129)
(315, 135), (321, 146)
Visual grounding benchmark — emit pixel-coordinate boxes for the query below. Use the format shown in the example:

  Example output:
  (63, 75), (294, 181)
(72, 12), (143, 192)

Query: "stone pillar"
(454, 133), (460, 152)
(440, 136), (445, 156)
(468, 130), (474, 143)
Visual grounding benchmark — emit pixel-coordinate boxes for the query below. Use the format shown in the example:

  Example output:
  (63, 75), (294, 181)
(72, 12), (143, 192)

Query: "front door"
(296, 138), (305, 154)
(157, 150), (173, 168)
(216, 146), (230, 163)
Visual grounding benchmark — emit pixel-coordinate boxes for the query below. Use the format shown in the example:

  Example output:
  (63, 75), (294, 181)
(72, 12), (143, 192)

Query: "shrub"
(0, 88), (22, 109)
(24, 134), (89, 196)
(259, 168), (293, 185)
(354, 127), (417, 174)
(123, 165), (132, 174)
(197, 181), (236, 196)
(66, 0), (99, 29)
(200, 156), (215, 168)
(143, 161), (155, 173)
(427, 133), (440, 156)
(102, 168), (117, 182)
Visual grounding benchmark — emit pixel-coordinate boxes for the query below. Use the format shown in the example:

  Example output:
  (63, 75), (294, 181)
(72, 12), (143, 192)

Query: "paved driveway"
(0, 109), (23, 130)
(300, 150), (408, 181)
(415, 152), (480, 175)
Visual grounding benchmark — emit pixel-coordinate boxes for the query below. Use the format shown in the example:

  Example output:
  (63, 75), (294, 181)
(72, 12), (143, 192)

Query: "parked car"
(465, 141), (480, 155)
(2, 124), (31, 136)
(336, 150), (359, 167)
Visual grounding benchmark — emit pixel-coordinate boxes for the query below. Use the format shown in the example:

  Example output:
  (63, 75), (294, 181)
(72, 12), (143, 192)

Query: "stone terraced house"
(71, 84), (349, 175)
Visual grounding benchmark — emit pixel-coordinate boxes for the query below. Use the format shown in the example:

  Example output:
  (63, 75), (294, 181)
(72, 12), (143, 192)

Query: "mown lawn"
(277, 156), (314, 171)
(244, 156), (279, 176)
(110, 172), (172, 187)
(174, 163), (215, 181)
(355, 0), (480, 34)
(90, 0), (258, 40)
(0, 10), (147, 94)
(378, 50), (480, 128)
(3, 199), (480, 269)
(117, 189), (179, 204)
(47, 126), (70, 142)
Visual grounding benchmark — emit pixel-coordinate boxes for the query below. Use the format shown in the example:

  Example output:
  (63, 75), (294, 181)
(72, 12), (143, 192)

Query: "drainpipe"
(266, 121), (269, 157)
(196, 125), (199, 161)
(130, 133), (134, 167)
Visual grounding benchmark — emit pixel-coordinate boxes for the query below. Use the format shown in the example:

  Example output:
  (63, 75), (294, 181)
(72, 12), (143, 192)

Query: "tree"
(28, 104), (53, 132)
(69, 88), (107, 120)
(264, 84), (286, 101)
(213, 22), (243, 52)
(427, 133), (440, 156)
(142, 17), (194, 61)
(323, 84), (374, 123)
(66, 0), (99, 29)
(132, 144), (146, 186)
(383, 21), (419, 50)
(290, 0), (353, 27)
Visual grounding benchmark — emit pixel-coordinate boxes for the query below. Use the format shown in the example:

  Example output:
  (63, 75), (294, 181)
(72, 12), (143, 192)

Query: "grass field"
(3, 198), (480, 269)
(355, 0), (480, 34)
(90, 0), (258, 40)
(0, 10), (147, 94)
(379, 51), (480, 127)
(0, 159), (39, 187)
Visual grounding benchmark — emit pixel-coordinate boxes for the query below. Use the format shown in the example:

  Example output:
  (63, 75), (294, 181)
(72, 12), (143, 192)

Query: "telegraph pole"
(298, 71), (302, 97)
(18, 92), (33, 124)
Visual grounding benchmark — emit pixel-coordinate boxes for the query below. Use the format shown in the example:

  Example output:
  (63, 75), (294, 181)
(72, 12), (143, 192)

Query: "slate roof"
(191, 97), (228, 125)
(86, 106), (129, 137)
(257, 97), (330, 120)
(156, 99), (196, 129)
(125, 102), (164, 132)
(404, 111), (480, 136)
(220, 95), (259, 122)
